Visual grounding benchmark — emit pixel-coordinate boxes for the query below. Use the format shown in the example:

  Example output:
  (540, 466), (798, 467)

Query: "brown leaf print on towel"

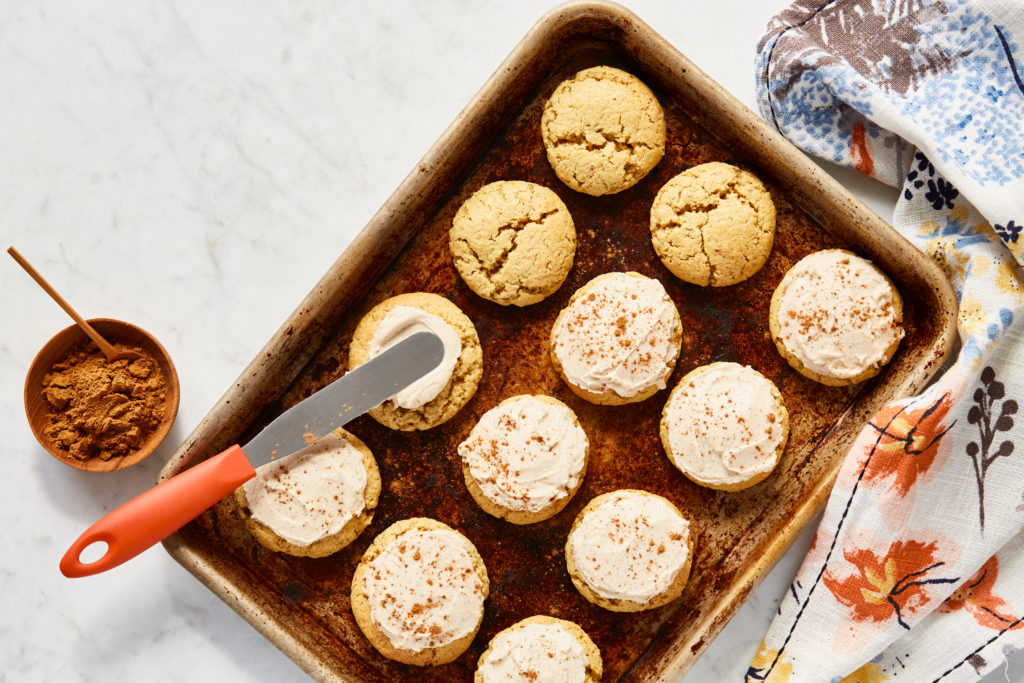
(966, 366), (1018, 530)
(769, 0), (964, 101)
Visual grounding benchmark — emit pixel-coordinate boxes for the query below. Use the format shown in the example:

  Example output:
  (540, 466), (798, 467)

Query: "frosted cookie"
(550, 272), (682, 405)
(661, 363), (789, 492)
(459, 395), (589, 524)
(349, 292), (482, 430)
(450, 181), (576, 307)
(351, 518), (489, 666)
(541, 66), (665, 196)
(566, 489), (693, 612)
(475, 615), (603, 683)
(769, 249), (904, 386)
(233, 428), (380, 558)
(650, 162), (776, 287)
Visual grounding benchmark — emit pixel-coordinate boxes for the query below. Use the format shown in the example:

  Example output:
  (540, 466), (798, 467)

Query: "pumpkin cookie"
(550, 272), (682, 405)
(565, 489), (693, 612)
(475, 615), (603, 683)
(541, 66), (665, 196)
(650, 162), (776, 287)
(769, 249), (904, 386)
(351, 518), (489, 666)
(349, 292), (482, 430)
(459, 395), (589, 524)
(234, 428), (380, 558)
(450, 181), (576, 307)
(661, 362), (788, 492)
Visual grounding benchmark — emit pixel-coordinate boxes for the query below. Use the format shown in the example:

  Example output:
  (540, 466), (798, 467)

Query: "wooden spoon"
(8, 246), (141, 362)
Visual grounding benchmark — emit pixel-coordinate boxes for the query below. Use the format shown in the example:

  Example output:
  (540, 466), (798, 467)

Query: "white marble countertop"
(7, 2), (1013, 681)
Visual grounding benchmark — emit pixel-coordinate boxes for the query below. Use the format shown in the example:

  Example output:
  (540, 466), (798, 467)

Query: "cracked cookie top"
(450, 181), (576, 306)
(650, 162), (776, 287)
(541, 66), (665, 196)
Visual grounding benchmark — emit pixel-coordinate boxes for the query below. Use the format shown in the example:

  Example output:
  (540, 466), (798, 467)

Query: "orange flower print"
(862, 392), (955, 496)
(850, 121), (875, 177)
(939, 556), (1023, 631)
(824, 539), (960, 629)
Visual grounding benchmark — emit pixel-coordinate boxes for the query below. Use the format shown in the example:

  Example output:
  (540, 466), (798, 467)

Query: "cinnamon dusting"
(41, 340), (167, 460)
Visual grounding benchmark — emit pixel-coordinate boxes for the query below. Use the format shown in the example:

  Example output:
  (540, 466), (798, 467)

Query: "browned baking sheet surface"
(172, 20), (946, 683)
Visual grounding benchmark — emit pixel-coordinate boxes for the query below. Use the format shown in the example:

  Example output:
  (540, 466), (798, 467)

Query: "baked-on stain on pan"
(160, 3), (957, 681)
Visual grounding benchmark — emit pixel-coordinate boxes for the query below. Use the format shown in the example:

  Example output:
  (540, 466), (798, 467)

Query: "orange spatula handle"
(60, 445), (256, 578)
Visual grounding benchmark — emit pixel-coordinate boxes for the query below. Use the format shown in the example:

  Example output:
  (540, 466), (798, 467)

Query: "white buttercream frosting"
(363, 527), (485, 652)
(552, 273), (679, 398)
(663, 363), (785, 487)
(368, 305), (462, 409)
(241, 432), (368, 547)
(776, 250), (903, 379)
(458, 396), (588, 514)
(478, 621), (588, 683)
(569, 490), (690, 603)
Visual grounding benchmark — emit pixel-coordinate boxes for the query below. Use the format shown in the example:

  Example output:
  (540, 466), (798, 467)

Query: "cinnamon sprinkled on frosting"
(477, 621), (588, 683)
(241, 432), (367, 547)
(569, 490), (690, 603)
(552, 273), (679, 398)
(364, 528), (485, 652)
(776, 250), (903, 379)
(663, 363), (785, 487)
(459, 396), (587, 513)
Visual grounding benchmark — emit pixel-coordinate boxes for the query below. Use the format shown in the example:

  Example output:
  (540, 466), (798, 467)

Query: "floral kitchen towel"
(747, 1), (1024, 681)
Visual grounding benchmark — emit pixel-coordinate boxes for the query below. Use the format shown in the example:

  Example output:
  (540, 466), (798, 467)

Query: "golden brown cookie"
(450, 181), (576, 307)
(351, 518), (489, 666)
(550, 272), (682, 405)
(769, 249), (904, 386)
(349, 292), (482, 430)
(541, 66), (665, 196)
(233, 427), (380, 558)
(459, 394), (589, 524)
(565, 489), (693, 612)
(475, 615), (603, 682)
(650, 162), (776, 287)
(660, 362), (789, 492)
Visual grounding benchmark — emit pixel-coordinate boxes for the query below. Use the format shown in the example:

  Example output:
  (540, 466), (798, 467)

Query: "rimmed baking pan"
(160, 2), (957, 680)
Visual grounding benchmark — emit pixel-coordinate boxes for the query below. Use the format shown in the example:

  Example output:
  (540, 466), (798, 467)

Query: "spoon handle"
(7, 246), (121, 361)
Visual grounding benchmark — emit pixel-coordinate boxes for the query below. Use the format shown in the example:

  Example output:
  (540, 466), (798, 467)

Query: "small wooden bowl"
(24, 319), (180, 472)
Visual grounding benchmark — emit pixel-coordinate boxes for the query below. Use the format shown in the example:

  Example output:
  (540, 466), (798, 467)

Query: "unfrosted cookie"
(349, 293), (482, 430)
(475, 615), (603, 683)
(550, 272), (682, 405)
(233, 428), (380, 558)
(565, 489), (693, 612)
(650, 162), (776, 287)
(450, 181), (576, 307)
(541, 66), (666, 196)
(769, 249), (904, 386)
(351, 518), (489, 666)
(459, 395), (589, 524)
(661, 363), (788, 492)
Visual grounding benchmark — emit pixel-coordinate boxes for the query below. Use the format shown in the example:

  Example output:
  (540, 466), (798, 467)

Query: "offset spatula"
(60, 331), (445, 578)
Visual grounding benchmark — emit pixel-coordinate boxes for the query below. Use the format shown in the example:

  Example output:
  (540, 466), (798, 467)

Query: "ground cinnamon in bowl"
(41, 341), (168, 461)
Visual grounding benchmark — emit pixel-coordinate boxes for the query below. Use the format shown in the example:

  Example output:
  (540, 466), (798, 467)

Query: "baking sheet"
(161, 3), (957, 680)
